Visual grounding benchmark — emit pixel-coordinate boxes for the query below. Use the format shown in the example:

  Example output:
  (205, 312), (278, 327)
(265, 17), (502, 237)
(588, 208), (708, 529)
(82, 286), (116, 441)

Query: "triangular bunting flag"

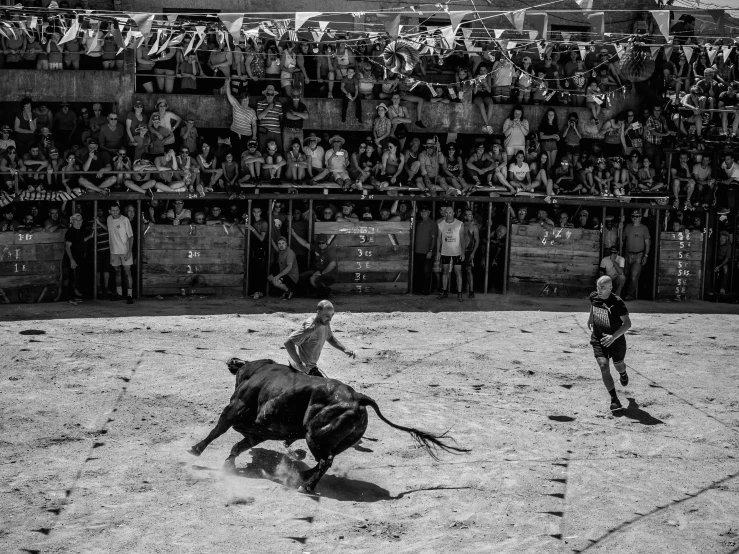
(650, 45), (661, 60)
(504, 9), (526, 32)
(148, 29), (161, 55)
(377, 13), (400, 39)
(183, 32), (197, 56)
(448, 10), (471, 35)
(586, 12), (604, 40)
(123, 28), (134, 48)
(112, 27), (124, 49)
(295, 12), (322, 32)
(575, 0), (593, 11)
(723, 46), (732, 62)
(650, 10), (670, 41)
(440, 25), (456, 49)
(498, 39), (509, 51)
(664, 43), (673, 60)
(219, 13), (244, 41)
(166, 14), (178, 22)
(157, 34), (172, 54)
(615, 43), (625, 58)
(528, 12), (548, 40)
(311, 30), (323, 43)
(461, 28), (472, 40)
(506, 40), (517, 51)
(578, 42), (588, 61)
(129, 13), (154, 37)
(706, 45), (718, 64)
(493, 29), (504, 39)
(683, 45), (694, 64)
(58, 19), (79, 45)
(317, 21), (329, 32)
(529, 30), (538, 40)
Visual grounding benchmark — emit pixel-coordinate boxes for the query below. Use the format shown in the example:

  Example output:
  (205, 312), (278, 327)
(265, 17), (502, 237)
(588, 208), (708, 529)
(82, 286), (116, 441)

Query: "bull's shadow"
(233, 447), (392, 502)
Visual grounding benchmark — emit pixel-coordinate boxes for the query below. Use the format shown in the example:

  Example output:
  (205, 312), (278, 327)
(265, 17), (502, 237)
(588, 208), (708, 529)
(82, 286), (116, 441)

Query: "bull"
(188, 358), (469, 492)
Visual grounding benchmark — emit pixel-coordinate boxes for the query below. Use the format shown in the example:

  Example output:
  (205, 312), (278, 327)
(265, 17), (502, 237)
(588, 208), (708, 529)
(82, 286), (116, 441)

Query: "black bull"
(189, 358), (469, 492)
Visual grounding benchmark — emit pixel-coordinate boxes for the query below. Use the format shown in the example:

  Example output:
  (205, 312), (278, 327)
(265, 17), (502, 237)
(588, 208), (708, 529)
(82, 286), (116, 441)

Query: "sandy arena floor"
(1, 294), (739, 554)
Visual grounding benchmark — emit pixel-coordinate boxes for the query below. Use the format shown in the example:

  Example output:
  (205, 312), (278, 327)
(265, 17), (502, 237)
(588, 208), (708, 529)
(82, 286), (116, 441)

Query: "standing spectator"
(692, 154), (715, 209)
(245, 205), (269, 299)
(224, 77), (257, 155)
(288, 206), (310, 271)
(136, 42), (156, 93)
(599, 246), (626, 296)
(340, 67), (361, 124)
(714, 231), (731, 295)
(718, 152), (739, 213)
(99, 112), (125, 156)
(413, 204), (437, 295)
(282, 88), (309, 152)
(603, 215), (619, 250)
(503, 105), (529, 158)
(14, 98), (37, 155)
(256, 85), (283, 154)
(89, 103), (107, 137)
(54, 103), (77, 155)
(125, 100), (146, 149)
(643, 105), (673, 181)
(107, 204), (134, 304)
(64, 213), (93, 302)
(621, 209), (650, 301)
(462, 208), (480, 297)
(539, 108), (560, 171)
(436, 205), (464, 301)
(372, 104), (392, 151)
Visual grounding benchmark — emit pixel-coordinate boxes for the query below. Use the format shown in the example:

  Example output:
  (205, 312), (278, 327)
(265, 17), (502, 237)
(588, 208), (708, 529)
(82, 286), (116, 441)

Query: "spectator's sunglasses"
(632, 215), (642, 219)
(631, 154), (640, 158)
(81, 110), (88, 114)
(264, 92), (275, 96)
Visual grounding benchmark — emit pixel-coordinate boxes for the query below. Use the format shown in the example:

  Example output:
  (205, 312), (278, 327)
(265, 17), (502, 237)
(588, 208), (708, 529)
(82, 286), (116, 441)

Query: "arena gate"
(0, 231), (65, 303)
(657, 229), (706, 301)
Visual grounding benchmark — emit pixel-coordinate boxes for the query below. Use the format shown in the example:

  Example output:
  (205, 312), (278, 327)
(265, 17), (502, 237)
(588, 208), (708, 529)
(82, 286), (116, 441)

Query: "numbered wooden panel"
(142, 225), (244, 295)
(314, 221), (410, 294)
(0, 231), (65, 301)
(509, 224), (600, 287)
(658, 230), (704, 300)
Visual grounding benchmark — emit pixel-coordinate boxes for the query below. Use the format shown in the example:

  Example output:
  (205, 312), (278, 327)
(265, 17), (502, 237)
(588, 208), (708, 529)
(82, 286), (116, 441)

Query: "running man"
(436, 206), (465, 301)
(588, 275), (632, 411)
(284, 300), (356, 377)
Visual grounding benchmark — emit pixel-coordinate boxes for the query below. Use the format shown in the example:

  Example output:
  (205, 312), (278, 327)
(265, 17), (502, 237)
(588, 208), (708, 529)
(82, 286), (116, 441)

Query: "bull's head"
(227, 357), (247, 375)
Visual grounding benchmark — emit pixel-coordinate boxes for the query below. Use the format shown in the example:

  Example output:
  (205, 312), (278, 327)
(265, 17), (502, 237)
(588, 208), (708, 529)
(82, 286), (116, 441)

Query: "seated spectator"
(552, 157), (576, 195)
(44, 206), (68, 231)
(718, 81), (739, 137)
(221, 151), (240, 192)
(440, 143), (468, 194)
(22, 143), (49, 190)
(239, 139), (264, 185)
(585, 79), (603, 123)
(302, 133), (324, 182)
(154, 149), (187, 193)
(1, 208), (20, 232)
(599, 246), (626, 296)
(284, 137), (309, 185)
(416, 139), (450, 196)
(466, 143), (496, 189)
(636, 157), (664, 193)
(312, 135), (351, 189)
(594, 157), (613, 196)
(692, 154), (715, 209)
(611, 157), (628, 197)
(195, 142), (223, 191)
(109, 147), (133, 192)
(678, 86), (705, 141)
(576, 158), (596, 195)
(268, 235), (299, 299)
(289, 232), (337, 298)
(165, 199), (192, 225)
(261, 140), (285, 185)
(670, 151), (696, 210)
(340, 66), (362, 124)
(124, 159), (159, 195)
(508, 150), (536, 193)
(530, 151), (554, 196)
(695, 68), (719, 112)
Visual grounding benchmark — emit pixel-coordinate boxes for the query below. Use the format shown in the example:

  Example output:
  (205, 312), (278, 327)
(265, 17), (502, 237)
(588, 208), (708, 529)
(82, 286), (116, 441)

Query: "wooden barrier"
(142, 225), (244, 296)
(508, 224), (601, 294)
(0, 231), (65, 303)
(314, 221), (411, 294)
(657, 230), (705, 301)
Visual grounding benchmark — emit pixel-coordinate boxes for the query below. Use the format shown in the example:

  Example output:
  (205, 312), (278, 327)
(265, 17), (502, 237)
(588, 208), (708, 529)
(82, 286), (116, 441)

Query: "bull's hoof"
(297, 485), (318, 495)
(187, 446), (202, 457)
(223, 458), (236, 473)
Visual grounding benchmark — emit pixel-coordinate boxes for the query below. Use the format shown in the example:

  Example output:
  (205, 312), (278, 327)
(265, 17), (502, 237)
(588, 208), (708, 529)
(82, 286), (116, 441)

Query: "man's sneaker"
(438, 291), (448, 300)
(610, 397), (623, 411)
(110, 293), (122, 301)
(468, 291), (475, 298)
(126, 296), (133, 305)
(619, 371), (629, 386)
(281, 291), (293, 300)
(416, 120), (426, 128)
(457, 292), (463, 302)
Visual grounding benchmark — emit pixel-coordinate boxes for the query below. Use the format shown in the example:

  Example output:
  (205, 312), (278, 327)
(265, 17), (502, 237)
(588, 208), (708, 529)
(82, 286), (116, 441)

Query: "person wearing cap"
(147, 114), (175, 157)
(679, 86), (706, 141)
(88, 103), (107, 136)
(267, 235), (300, 300)
(239, 139), (264, 185)
(0, 125), (16, 155)
(416, 139), (449, 196)
(256, 85), (284, 155)
(574, 209), (590, 229)
(125, 100), (146, 147)
(225, 76), (257, 155)
(621, 209), (651, 301)
(312, 135), (351, 189)
(44, 146), (65, 192)
(301, 133), (325, 181)
(260, 140), (285, 185)
(714, 230), (731, 295)
(148, 98), (181, 135)
(282, 86), (309, 153)
(54, 103), (77, 154)
(290, 232), (338, 299)
(64, 212), (94, 301)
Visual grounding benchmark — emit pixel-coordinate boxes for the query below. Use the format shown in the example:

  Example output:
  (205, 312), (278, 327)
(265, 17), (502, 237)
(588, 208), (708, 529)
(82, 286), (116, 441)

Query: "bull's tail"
(357, 394), (470, 460)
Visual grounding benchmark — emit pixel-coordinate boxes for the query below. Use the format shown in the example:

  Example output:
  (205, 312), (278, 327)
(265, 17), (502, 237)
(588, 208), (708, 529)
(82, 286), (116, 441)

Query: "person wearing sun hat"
(0, 124), (16, 155)
(302, 133), (325, 181)
(148, 97), (182, 134)
(311, 135), (351, 189)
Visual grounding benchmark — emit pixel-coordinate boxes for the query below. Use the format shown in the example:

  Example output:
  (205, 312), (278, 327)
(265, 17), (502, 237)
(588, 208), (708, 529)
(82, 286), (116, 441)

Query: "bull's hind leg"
(299, 456), (334, 493)
(188, 398), (247, 457)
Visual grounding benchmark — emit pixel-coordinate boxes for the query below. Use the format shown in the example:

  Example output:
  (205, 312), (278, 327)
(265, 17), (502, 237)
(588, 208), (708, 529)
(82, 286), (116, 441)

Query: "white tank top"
(438, 219), (463, 256)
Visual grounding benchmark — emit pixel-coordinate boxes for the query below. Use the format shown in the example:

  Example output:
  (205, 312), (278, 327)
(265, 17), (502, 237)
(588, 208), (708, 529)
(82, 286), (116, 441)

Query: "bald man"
(284, 300), (356, 377)
(587, 276), (632, 411)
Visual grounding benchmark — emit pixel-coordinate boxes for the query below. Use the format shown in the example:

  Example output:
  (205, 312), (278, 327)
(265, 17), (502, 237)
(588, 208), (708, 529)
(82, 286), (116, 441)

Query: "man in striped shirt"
(257, 85), (284, 155)
(225, 77), (257, 156)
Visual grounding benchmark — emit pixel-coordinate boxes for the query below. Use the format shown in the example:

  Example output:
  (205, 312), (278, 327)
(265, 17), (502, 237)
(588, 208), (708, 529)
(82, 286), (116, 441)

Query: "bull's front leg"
(299, 455), (334, 493)
(188, 399), (246, 456)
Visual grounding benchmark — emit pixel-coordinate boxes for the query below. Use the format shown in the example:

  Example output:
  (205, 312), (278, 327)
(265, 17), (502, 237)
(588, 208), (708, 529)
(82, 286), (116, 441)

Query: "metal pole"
(265, 200), (273, 297)
(288, 199), (293, 248)
(600, 206), (606, 261)
(710, 210), (720, 297)
(699, 211), (709, 301)
(136, 200), (142, 298)
(93, 199), (98, 300)
(503, 201), (511, 295)
(14, 172), (19, 196)
(308, 199), (314, 241)
(408, 200), (416, 294)
(619, 207), (625, 256)
(245, 199), (252, 297)
(729, 211), (737, 293)
(484, 202), (492, 294)
(652, 209), (659, 301)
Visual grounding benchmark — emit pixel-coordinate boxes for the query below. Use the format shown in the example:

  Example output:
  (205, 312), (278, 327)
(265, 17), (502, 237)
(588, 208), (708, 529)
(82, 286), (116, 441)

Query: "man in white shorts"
(436, 206), (465, 301)
(107, 204), (134, 304)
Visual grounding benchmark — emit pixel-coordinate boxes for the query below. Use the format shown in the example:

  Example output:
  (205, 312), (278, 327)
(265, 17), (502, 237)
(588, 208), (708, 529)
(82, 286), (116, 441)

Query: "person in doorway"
(588, 275), (632, 412)
(436, 205), (465, 301)
(462, 207), (480, 298)
(621, 209), (650, 301)
(107, 204), (134, 304)
(599, 246), (626, 296)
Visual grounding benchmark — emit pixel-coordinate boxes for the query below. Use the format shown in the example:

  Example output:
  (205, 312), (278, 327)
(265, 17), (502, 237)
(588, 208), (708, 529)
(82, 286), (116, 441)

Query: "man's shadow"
(614, 398), (664, 426)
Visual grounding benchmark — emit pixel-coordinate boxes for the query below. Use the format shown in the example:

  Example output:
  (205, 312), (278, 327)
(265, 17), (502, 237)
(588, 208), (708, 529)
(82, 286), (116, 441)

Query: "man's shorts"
(462, 250), (474, 268)
(110, 253), (133, 267)
(591, 336), (626, 363)
(441, 255), (463, 266)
